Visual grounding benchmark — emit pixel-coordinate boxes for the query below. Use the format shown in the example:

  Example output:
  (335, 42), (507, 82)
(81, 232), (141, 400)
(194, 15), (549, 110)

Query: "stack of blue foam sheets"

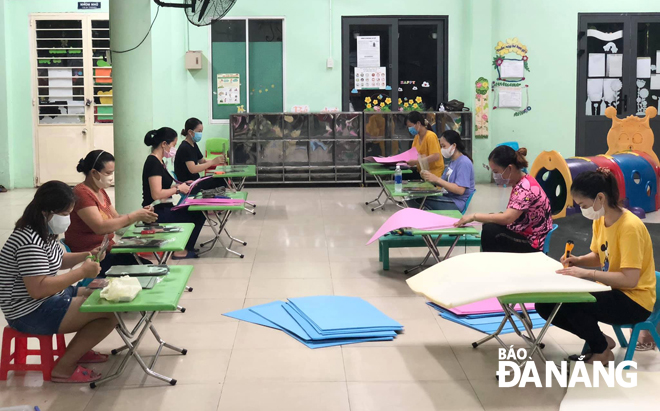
(427, 302), (546, 334)
(223, 296), (404, 348)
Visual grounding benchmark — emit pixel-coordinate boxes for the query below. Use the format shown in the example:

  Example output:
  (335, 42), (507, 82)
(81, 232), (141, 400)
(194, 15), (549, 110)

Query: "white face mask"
(441, 145), (455, 159)
(93, 172), (114, 189)
(581, 196), (606, 220)
(48, 214), (71, 235)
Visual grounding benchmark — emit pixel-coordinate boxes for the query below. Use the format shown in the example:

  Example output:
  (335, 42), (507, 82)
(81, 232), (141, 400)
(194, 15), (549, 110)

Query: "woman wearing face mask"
(174, 117), (226, 194)
(406, 111), (444, 179)
(455, 145), (553, 252)
(65, 150), (158, 276)
(0, 181), (116, 383)
(414, 130), (475, 211)
(536, 169), (656, 365)
(143, 127), (206, 259)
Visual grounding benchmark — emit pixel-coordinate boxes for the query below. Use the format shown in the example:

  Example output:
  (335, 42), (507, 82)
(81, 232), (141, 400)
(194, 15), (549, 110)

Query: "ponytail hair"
(488, 145), (528, 170)
(571, 168), (621, 209)
(76, 150), (115, 176)
(406, 111), (432, 130)
(144, 127), (177, 150)
(16, 181), (76, 243)
(181, 117), (202, 137)
(440, 130), (472, 162)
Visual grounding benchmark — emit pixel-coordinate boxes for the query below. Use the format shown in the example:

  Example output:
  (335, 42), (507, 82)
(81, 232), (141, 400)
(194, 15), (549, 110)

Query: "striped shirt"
(0, 227), (64, 320)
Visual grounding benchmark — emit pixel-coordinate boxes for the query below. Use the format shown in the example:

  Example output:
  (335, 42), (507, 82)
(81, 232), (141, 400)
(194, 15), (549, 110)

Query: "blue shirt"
(441, 155), (475, 212)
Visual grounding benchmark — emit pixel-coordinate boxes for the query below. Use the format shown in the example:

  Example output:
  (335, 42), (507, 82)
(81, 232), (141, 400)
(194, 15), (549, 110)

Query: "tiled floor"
(1, 185), (659, 410)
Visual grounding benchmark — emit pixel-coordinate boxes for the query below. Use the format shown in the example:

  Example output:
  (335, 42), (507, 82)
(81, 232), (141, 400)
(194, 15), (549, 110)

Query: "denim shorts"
(6, 286), (77, 335)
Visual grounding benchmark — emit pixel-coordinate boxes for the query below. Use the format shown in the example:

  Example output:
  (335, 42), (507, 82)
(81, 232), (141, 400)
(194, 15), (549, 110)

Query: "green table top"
(211, 164), (256, 179)
(384, 181), (444, 198)
(111, 223), (194, 254)
(187, 191), (248, 212)
(499, 292), (596, 305)
(409, 210), (480, 236)
(79, 265), (193, 312)
(361, 163), (413, 176)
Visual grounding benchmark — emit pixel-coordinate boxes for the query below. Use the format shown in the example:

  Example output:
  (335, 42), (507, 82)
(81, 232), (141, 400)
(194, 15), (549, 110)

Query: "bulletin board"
(212, 41), (247, 121)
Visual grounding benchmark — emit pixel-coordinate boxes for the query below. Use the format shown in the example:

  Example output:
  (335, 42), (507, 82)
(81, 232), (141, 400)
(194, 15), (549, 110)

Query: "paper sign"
(78, 2), (101, 9)
(588, 53), (605, 77)
(651, 75), (660, 90)
(291, 105), (310, 113)
(499, 60), (524, 79)
(587, 78), (604, 101)
(637, 57), (652, 78)
(217, 73), (240, 105)
(354, 67), (386, 90)
(498, 87), (522, 108)
(606, 54), (623, 77)
(357, 36), (380, 68)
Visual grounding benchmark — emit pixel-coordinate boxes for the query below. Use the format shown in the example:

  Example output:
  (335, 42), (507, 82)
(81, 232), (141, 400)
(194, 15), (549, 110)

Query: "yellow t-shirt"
(590, 210), (656, 311)
(412, 130), (444, 178)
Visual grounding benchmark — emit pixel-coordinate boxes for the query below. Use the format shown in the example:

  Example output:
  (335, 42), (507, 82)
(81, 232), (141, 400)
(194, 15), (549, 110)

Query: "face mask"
(408, 126), (418, 136)
(493, 166), (511, 186)
(581, 196), (606, 220)
(441, 146), (455, 159)
(93, 172), (114, 189)
(48, 214), (70, 235)
(163, 145), (175, 158)
(193, 132), (202, 143)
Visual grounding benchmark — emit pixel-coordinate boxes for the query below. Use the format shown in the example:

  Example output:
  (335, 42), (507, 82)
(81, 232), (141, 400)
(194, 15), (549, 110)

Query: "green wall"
(3, 0), (660, 187)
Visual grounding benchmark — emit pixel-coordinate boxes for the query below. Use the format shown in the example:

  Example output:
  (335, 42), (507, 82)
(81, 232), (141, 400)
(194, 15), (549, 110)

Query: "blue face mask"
(408, 126), (418, 136)
(193, 132), (202, 143)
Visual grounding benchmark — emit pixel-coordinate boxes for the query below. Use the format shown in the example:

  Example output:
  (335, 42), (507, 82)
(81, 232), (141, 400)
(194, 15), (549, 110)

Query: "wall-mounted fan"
(154, 0), (237, 27)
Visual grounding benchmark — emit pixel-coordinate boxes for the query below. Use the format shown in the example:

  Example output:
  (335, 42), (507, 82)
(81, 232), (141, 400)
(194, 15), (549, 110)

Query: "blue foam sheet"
(428, 302), (546, 334)
(427, 302), (537, 319)
(251, 301), (397, 341)
(281, 303), (398, 339)
(223, 305), (394, 348)
(287, 296), (403, 333)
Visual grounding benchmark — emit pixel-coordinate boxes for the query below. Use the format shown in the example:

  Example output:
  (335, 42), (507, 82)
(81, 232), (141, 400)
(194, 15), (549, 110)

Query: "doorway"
(30, 13), (113, 185)
(341, 16), (448, 112)
(576, 13), (660, 156)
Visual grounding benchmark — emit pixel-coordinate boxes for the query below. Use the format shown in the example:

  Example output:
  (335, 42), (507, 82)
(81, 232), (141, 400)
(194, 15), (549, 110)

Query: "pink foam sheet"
(365, 147), (419, 164)
(366, 208), (476, 245)
(448, 298), (534, 315)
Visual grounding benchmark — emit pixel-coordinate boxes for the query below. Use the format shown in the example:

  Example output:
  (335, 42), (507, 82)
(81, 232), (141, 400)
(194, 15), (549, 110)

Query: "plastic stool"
(0, 326), (66, 381)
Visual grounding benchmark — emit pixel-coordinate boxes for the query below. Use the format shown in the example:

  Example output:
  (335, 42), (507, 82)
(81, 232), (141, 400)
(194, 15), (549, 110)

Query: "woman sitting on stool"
(0, 182), (114, 383)
(65, 150), (158, 276)
(142, 127), (206, 259)
(536, 169), (656, 365)
(414, 130), (475, 211)
(455, 145), (553, 253)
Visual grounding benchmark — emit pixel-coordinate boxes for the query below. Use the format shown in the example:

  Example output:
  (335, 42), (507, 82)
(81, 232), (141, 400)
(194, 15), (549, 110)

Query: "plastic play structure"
(531, 106), (660, 219)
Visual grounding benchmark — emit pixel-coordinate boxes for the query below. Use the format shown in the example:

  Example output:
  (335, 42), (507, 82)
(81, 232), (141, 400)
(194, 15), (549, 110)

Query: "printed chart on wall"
(355, 67), (387, 90)
(357, 36), (380, 68)
(217, 73), (240, 105)
(585, 27), (624, 116)
(492, 38), (531, 116)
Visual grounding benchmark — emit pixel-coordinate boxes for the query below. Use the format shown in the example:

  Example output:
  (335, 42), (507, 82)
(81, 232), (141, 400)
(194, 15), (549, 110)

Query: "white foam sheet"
(560, 367), (660, 410)
(406, 252), (611, 308)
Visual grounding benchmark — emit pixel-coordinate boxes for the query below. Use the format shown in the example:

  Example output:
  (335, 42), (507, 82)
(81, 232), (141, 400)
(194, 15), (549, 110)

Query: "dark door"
(341, 16), (448, 112)
(576, 13), (660, 156)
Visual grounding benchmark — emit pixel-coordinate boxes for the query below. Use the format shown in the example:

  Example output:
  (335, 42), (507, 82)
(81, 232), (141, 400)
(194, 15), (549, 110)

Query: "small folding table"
(361, 163), (412, 211)
(472, 292), (596, 364)
(383, 181), (444, 209)
(111, 223), (194, 265)
(212, 165), (257, 214)
(404, 210), (480, 274)
(187, 191), (248, 258)
(80, 265), (193, 388)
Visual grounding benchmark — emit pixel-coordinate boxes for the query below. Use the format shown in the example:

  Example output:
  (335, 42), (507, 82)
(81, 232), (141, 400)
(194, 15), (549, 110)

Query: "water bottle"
(394, 165), (403, 193)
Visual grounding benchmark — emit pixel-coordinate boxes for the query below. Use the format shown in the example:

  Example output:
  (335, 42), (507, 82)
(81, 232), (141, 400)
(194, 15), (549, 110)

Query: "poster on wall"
(474, 77), (489, 139)
(354, 67), (386, 90)
(357, 36), (380, 68)
(217, 73), (240, 105)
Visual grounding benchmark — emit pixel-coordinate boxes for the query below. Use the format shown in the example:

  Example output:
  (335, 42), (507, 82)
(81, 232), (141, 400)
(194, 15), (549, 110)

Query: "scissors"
(89, 234), (111, 262)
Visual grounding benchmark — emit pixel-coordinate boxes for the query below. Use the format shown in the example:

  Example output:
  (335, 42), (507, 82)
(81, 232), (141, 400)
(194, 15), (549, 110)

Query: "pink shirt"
(506, 175), (553, 250)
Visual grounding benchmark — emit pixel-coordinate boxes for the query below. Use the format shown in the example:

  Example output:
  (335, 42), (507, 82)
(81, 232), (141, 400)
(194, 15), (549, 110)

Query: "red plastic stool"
(0, 326), (66, 381)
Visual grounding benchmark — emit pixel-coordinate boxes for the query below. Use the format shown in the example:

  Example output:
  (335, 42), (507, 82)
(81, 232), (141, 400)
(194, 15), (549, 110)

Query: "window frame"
(208, 16), (286, 125)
